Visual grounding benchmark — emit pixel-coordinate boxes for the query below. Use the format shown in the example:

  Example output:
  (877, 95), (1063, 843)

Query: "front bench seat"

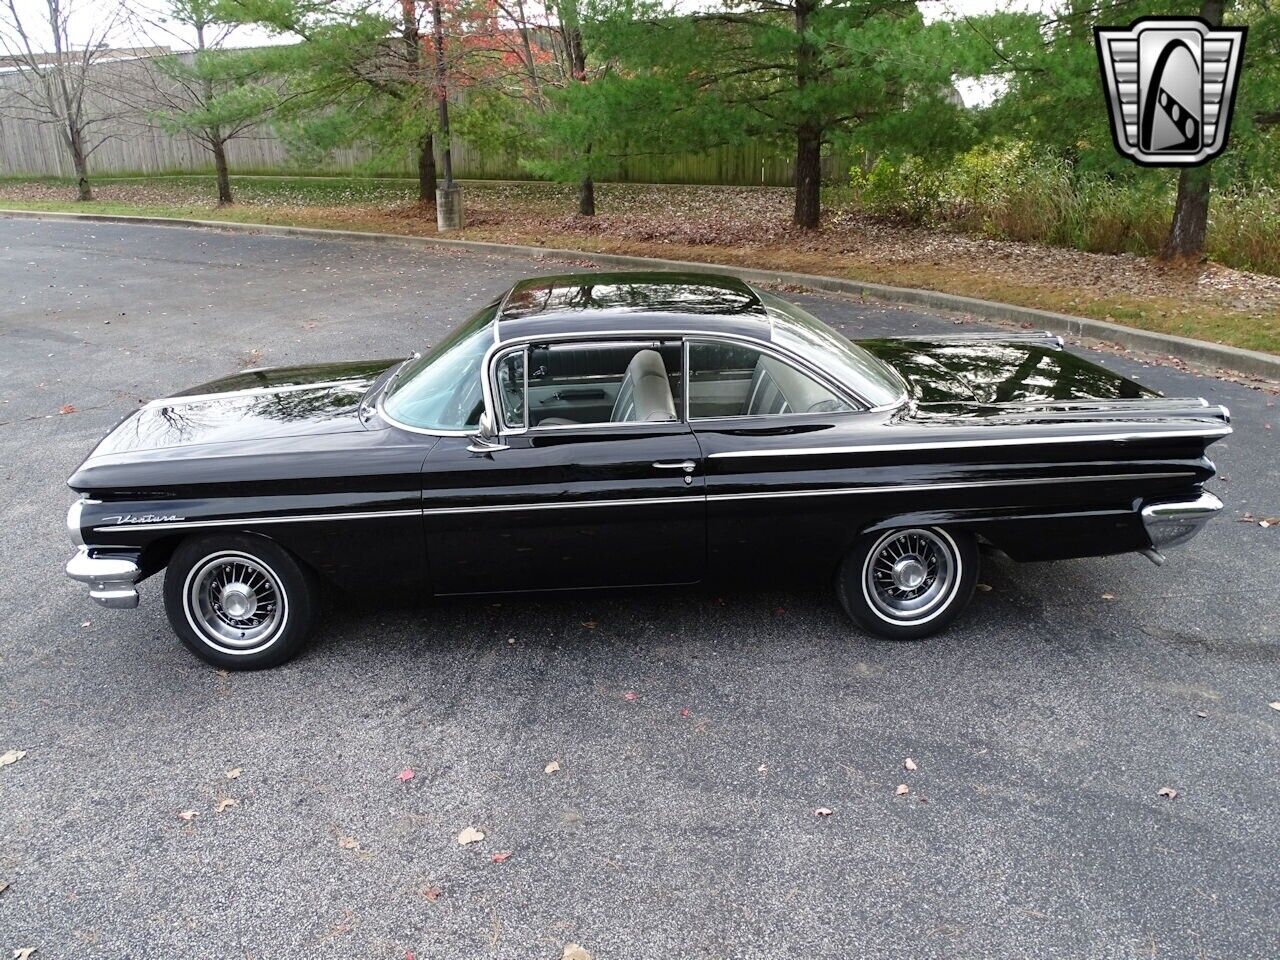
(537, 349), (677, 427)
(610, 349), (677, 423)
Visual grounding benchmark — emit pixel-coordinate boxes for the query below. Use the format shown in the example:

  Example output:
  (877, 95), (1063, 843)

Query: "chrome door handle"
(653, 460), (696, 473)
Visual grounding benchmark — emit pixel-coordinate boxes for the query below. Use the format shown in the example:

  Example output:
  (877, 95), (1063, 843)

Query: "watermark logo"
(1095, 17), (1246, 167)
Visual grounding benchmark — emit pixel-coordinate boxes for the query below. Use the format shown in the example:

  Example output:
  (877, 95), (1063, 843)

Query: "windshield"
(382, 302), (497, 431)
(757, 291), (907, 408)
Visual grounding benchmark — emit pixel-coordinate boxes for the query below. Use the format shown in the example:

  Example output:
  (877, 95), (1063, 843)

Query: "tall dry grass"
(849, 143), (1280, 276)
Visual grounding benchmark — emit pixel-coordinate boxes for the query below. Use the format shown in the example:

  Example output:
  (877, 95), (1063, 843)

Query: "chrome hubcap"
(892, 558), (927, 591)
(185, 552), (285, 652)
(863, 528), (959, 624)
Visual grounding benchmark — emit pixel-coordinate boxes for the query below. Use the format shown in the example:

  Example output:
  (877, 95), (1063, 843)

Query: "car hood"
(74, 358), (402, 465)
(856, 338), (1157, 404)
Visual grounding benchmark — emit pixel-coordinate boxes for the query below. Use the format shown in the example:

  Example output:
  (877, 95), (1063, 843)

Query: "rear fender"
(858, 503), (1152, 562)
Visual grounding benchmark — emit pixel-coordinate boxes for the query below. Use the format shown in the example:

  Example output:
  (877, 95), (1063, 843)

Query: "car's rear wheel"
(836, 526), (977, 640)
(164, 533), (317, 670)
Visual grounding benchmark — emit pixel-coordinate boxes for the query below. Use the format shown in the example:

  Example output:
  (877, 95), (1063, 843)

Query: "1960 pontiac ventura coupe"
(65, 271), (1229, 669)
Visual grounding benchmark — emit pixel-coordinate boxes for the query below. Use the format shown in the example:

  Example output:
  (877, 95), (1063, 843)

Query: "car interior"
(496, 338), (853, 429)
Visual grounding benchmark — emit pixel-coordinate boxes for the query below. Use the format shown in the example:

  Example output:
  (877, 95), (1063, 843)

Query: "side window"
(496, 348), (526, 429)
(688, 341), (853, 419)
(524, 340), (683, 428)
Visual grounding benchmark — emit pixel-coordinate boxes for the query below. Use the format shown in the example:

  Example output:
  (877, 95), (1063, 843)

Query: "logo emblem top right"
(1095, 17), (1247, 167)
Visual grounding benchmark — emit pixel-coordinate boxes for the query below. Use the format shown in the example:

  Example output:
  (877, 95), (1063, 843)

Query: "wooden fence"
(0, 56), (854, 187)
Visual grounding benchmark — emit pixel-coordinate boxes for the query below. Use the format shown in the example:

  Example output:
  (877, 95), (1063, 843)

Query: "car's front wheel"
(164, 533), (318, 670)
(836, 526), (978, 640)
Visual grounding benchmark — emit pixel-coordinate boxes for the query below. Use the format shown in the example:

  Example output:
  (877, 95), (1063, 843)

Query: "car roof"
(494, 270), (775, 345)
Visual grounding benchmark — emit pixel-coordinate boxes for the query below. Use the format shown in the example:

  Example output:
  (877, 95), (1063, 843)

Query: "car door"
(420, 338), (706, 594)
(685, 338), (870, 584)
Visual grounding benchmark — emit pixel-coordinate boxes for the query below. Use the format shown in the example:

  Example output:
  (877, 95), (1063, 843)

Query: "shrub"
(848, 141), (1280, 276)
(849, 156), (941, 225)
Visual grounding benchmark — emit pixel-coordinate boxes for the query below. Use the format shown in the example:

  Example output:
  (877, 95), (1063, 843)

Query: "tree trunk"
(1162, 165), (1211, 260)
(792, 0), (820, 229)
(212, 136), (233, 205)
(431, 0), (455, 186)
(566, 16), (595, 217)
(68, 132), (92, 201)
(422, 130), (442, 202)
(793, 128), (821, 229)
(1160, 0), (1224, 261)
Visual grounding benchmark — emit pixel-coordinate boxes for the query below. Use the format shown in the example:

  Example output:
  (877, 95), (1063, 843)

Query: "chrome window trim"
(685, 335), (865, 421)
(685, 335), (867, 413)
(480, 328), (884, 440)
(492, 343), (530, 433)
(489, 332), (689, 437)
(707, 426), (1233, 459)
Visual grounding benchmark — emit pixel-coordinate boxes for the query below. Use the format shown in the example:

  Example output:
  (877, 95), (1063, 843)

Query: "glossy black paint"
(860, 338), (1159, 403)
(66, 271), (1229, 604)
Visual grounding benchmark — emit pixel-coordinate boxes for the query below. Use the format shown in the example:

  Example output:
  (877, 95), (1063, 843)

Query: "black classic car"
(66, 271), (1229, 669)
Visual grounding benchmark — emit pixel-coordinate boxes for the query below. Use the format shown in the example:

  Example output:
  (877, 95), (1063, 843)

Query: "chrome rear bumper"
(1142, 492), (1223, 557)
(66, 547), (141, 609)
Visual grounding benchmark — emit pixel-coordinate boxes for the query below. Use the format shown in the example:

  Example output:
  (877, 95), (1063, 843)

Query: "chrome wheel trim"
(182, 550), (289, 655)
(860, 527), (962, 626)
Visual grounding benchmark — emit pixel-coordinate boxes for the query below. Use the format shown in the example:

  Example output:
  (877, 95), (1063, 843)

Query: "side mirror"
(467, 410), (508, 453)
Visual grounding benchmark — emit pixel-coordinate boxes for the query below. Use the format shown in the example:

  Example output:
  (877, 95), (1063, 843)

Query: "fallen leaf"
(679, 708), (691, 718)
(338, 835), (360, 850)
(895, 784), (910, 796)
(397, 768), (415, 783)
(177, 810), (199, 822)
(0, 749), (26, 768)
(814, 807), (833, 817)
(491, 851), (512, 863)
(1157, 787), (1178, 800)
(563, 945), (592, 960)
(215, 798), (238, 814)
(544, 760), (561, 775)
(457, 827), (485, 846)
(225, 768), (242, 780)
(904, 757), (917, 771)
(975, 583), (992, 592)
(421, 885), (442, 903)
(58, 404), (76, 415)
(623, 691), (638, 702)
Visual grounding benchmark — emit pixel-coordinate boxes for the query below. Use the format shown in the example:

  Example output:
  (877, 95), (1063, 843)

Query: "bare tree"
(112, 0), (277, 204)
(0, 0), (129, 199)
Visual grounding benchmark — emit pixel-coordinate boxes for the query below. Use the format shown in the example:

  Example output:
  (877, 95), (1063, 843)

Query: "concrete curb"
(6, 207), (1278, 382)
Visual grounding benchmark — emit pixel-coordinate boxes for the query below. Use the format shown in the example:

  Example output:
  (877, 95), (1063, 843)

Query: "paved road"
(1, 218), (1277, 960)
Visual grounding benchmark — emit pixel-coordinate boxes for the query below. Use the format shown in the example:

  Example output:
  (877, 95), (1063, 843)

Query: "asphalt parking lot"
(1, 216), (1277, 959)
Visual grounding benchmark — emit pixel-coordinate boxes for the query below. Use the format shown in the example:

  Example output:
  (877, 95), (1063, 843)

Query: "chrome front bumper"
(66, 547), (141, 609)
(1142, 491), (1223, 557)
